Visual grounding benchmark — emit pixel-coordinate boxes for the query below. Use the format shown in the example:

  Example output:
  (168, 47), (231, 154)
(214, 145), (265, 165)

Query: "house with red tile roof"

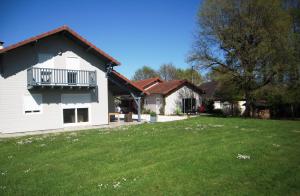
(0, 26), (144, 133)
(133, 78), (204, 115)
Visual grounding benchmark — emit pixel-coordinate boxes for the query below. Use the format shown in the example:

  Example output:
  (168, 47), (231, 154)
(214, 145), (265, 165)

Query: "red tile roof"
(133, 77), (162, 89)
(147, 80), (185, 95)
(0, 25), (120, 65)
(134, 78), (204, 96)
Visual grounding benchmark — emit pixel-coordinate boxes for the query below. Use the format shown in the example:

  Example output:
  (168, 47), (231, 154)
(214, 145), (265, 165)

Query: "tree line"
(132, 63), (203, 85)
(189, 0), (300, 118)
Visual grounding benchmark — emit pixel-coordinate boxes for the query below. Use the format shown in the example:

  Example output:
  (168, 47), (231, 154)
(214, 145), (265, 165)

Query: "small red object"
(199, 105), (205, 113)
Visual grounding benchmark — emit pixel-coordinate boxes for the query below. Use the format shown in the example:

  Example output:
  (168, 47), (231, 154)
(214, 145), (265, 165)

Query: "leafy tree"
(158, 63), (178, 81)
(189, 0), (294, 117)
(159, 63), (203, 84)
(252, 0), (300, 118)
(132, 66), (159, 81)
(204, 68), (243, 102)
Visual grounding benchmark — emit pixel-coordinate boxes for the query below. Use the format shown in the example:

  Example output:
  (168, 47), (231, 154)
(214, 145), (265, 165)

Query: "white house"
(133, 78), (204, 115)
(0, 26), (144, 133)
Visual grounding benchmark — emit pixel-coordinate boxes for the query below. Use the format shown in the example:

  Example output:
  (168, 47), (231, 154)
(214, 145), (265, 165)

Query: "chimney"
(0, 41), (4, 49)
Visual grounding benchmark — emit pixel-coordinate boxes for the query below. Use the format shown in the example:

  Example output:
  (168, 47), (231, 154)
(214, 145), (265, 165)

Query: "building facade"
(0, 26), (143, 133)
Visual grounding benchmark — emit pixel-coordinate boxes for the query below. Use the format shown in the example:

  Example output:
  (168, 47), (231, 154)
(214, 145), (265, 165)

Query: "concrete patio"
(119, 114), (189, 122)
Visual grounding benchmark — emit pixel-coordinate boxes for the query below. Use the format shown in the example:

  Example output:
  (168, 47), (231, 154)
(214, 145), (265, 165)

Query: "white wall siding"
(214, 101), (246, 115)
(143, 94), (163, 114)
(164, 86), (202, 115)
(238, 101), (246, 114)
(90, 69), (108, 125)
(214, 101), (222, 109)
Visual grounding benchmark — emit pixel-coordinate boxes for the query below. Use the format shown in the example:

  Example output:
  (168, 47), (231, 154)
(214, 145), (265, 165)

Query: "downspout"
(0, 54), (3, 76)
(0, 41), (5, 76)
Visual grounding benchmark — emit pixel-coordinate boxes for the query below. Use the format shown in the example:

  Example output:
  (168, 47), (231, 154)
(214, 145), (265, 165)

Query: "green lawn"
(1, 117), (300, 195)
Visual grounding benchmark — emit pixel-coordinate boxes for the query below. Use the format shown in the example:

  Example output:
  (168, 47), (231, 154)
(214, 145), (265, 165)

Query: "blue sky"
(1, 0), (201, 78)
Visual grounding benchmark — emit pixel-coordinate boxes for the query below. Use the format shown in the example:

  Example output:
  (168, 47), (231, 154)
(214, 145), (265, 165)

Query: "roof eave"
(111, 70), (149, 95)
(0, 25), (121, 65)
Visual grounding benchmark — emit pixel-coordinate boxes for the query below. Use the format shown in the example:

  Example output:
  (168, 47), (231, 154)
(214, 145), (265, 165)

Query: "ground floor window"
(63, 109), (76, 123)
(182, 98), (196, 113)
(77, 108), (89, 122)
(63, 108), (89, 124)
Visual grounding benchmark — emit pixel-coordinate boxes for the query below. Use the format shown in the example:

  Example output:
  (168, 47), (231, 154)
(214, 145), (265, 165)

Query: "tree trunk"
(243, 91), (252, 117)
(291, 104), (295, 118)
(244, 101), (251, 117)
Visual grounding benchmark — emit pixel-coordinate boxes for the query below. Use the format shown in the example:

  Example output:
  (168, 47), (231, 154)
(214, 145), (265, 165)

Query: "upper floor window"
(66, 56), (80, 70)
(66, 57), (80, 84)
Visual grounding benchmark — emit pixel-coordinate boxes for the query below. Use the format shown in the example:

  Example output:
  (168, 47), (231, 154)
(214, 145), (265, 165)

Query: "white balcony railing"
(27, 67), (97, 88)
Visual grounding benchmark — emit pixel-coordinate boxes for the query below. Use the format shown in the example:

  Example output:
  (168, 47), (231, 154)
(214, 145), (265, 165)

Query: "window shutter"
(24, 94), (42, 112)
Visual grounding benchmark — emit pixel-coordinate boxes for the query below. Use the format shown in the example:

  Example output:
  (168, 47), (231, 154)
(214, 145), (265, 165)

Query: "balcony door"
(182, 98), (196, 113)
(66, 57), (80, 85)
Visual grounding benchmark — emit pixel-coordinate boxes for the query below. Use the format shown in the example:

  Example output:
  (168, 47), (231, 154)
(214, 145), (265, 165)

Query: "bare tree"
(158, 63), (178, 81)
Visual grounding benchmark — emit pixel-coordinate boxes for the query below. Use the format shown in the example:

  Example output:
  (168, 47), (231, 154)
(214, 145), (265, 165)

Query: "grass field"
(0, 117), (300, 195)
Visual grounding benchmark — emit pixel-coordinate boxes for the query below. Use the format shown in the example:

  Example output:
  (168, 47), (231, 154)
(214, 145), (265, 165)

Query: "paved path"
(0, 121), (143, 138)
